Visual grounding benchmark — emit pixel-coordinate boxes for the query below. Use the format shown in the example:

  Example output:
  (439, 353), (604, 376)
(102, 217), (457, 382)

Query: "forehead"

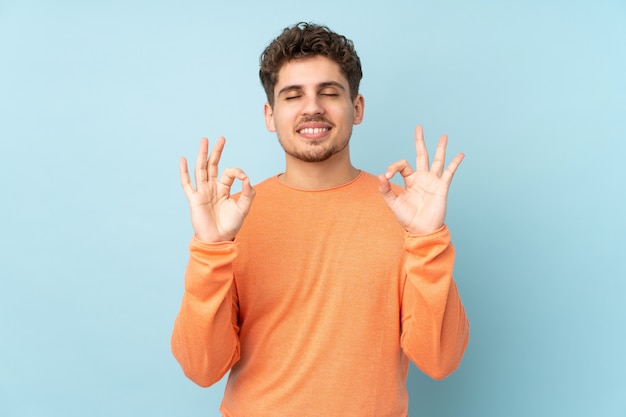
(275, 55), (348, 91)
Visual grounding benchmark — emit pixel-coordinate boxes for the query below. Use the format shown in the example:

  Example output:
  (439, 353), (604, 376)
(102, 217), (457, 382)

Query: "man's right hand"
(180, 137), (255, 243)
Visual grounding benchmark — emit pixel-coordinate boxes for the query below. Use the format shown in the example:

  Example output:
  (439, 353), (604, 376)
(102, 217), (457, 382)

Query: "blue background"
(1, 1), (625, 416)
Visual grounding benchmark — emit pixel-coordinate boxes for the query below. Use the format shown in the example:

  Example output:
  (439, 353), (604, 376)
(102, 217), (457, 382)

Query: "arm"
(379, 125), (468, 378)
(171, 137), (255, 386)
(399, 226), (469, 379)
(171, 239), (241, 386)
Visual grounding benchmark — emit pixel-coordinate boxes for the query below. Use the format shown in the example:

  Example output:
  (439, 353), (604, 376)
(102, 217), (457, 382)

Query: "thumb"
(236, 177), (256, 214)
(378, 174), (397, 208)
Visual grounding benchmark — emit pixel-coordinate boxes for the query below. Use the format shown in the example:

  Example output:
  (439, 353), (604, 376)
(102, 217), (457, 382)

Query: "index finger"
(384, 159), (415, 179)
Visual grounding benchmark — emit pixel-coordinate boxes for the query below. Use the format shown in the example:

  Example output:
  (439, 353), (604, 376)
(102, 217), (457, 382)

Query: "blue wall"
(1, 1), (624, 416)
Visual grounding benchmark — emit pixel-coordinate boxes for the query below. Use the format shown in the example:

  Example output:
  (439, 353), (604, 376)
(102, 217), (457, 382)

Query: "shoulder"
(355, 171), (404, 195)
(252, 175), (281, 191)
(232, 175), (280, 200)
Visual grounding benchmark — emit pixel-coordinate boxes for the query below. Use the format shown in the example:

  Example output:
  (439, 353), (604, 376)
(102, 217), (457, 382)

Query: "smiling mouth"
(298, 127), (330, 135)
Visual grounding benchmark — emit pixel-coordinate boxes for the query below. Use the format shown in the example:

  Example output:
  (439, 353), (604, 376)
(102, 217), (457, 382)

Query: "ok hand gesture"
(180, 137), (255, 243)
(378, 125), (464, 235)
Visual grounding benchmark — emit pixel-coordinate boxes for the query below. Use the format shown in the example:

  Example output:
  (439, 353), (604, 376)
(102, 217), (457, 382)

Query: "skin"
(263, 56), (364, 189)
(179, 55), (464, 242)
(378, 125), (464, 235)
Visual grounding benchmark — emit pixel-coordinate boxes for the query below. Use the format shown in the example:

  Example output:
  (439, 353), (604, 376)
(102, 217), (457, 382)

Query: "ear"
(353, 94), (365, 125)
(264, 102), (276, 132)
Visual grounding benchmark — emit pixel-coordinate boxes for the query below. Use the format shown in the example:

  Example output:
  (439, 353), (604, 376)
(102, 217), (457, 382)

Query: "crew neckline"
(271, 170), (365, 192)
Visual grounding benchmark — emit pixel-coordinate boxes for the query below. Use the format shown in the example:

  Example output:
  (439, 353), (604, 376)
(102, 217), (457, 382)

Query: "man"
(172, 22), (469, 416)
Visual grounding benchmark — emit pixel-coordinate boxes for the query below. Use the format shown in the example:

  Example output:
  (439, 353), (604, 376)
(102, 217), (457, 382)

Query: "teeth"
(300, 128), (328, 134)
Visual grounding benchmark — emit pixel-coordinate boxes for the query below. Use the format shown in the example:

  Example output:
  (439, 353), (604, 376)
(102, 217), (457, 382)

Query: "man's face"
(264, 55), (364, 163)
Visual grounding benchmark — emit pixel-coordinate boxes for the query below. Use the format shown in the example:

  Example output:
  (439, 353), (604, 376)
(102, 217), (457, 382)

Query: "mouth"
(297, 127), (330, 135)
(296, 121), (333, 139)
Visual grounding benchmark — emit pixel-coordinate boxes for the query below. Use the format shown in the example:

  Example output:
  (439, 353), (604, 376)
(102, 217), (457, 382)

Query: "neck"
(279, 148), (360, 190)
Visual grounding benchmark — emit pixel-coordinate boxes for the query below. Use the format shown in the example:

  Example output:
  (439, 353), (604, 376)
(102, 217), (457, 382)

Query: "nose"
(301, 94), (324, 116)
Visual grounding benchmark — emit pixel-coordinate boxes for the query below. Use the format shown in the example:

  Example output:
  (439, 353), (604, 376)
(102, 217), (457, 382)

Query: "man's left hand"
(378, 125), (464, 235)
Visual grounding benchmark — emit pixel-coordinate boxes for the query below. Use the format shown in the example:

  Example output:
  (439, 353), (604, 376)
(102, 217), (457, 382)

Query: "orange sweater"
(171, 172), (469, 416)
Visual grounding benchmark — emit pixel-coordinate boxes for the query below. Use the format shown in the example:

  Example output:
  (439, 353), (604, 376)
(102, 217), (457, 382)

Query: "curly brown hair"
(259, 22), (363, 107)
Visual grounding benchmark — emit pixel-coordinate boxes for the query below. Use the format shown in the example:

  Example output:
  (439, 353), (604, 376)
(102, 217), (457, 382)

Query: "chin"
(290, 150), (335, 163)
(279, 138), (350, 164)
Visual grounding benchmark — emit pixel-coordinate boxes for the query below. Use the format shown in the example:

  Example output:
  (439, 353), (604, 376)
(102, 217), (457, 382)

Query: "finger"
(384, 160), (414, 180)
(217, 167), (247, 196)
(207, 136), (226, 181)
(179, 157), (195, 197)
(430, 134), (448, 177)
(236, 177), (256, 215)
(441, 152), (465, 184)
(414, 125), (429, 172)
(377, 173), (398, 208)
(218, 167), (246, 187)
(194, 138), (209, 186)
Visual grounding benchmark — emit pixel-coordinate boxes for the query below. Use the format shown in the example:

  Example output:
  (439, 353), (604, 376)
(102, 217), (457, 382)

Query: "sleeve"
(399, 225), (469, 380)
(170, 237), (241, 387)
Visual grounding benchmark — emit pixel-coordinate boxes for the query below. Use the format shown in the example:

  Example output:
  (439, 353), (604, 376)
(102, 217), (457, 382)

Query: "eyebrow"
(277, 81), (346, 97)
